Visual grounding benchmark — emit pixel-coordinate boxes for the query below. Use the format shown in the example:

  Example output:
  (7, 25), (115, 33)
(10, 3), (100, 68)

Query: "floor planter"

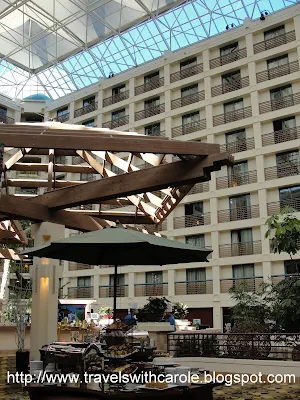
(16, 350), (29, 373)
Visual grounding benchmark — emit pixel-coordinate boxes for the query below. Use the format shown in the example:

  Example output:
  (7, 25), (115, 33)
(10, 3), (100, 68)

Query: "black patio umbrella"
(20, 226), (211, 319)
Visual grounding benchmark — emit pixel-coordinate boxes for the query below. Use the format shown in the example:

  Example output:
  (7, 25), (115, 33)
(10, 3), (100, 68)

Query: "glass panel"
(224, 99), (243, 113)
(182, 112), (199, 125)
(77, 277), (91, 287)
(233, 264), (254, 278)
(231, 228), (253, 243)
(57, 107), (68, 117)
(226, 130), (245, 144)
(264, 25), (285, 40)
(181, 84), (198, 98)
(185, 202), (203, 215)
(82, 120), (95, 127)
(185, 234), (205, 248)
(145, 124), (160, 136)
(83, 96), (95, 107)
(0, 106), (7, 115)
(270, 85), (292, 100)
(146, 271), (163, 284)
(276, 150), (299, 165)
(279, 186), (300, 201)
(222, 70), (241, 85)
(144, 72), (159, 83)
(220, 42), (238, 56)
(112, 109), (125, 120)
(145, 98), (159, 109)
(109, 274), (125, 286)
(284, 260), (300, 275)
(186, 268), (206, 282)
(267, 55), (288, 69)
(112, 85), (125, 95)
(180, 58), (196, 70)
(229, 194), (250, 209)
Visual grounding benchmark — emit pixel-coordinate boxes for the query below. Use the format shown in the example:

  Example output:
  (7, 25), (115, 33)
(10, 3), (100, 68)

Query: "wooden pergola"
(0, 122), (233, 234)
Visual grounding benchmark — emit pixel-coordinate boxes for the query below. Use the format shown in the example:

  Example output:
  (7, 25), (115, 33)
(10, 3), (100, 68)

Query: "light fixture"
(260, 10), (269, 21)
(226, 23), (236, 30)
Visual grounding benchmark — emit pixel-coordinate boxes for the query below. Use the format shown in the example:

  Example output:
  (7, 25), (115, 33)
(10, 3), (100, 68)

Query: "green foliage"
(98, 306), (113, 316)
(173, 302), (189, 320)
(265, 206), (300, 258)
(136, 297), (170, 322)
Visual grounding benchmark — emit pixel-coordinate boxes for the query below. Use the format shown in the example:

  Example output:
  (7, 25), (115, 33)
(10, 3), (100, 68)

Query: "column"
(128, 272), (135, 300)
(69, 101), (75, 122)
(262, 261), (272, 285)
(128, 78), (135, 125)
(30, 222), (65, 360)
(212, 265), (222, 329)
(167, 269), (175, 298)
(97, 88), (103, 127)
(93, 273), (99, 299)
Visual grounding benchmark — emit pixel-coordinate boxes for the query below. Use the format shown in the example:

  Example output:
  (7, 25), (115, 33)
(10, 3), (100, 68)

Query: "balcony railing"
(69, 262), (93, 271)
(211, 77), (249, 97)
(170, 64), (203, 83)
(68, 287), (92, 298)
(102, 115), (129, 129)
(135, 78), (164, 96)
(135, 104), (165, 121)
(253, 31), (296, 54)
(259, 93), (300, 114)
(220, 276), (264, 293)
(218, 205), (260, 223)
(56, 113), (69, 123)
(265, 163), (300, 181)
(267, 199), (300, 216)
(213, 106), (252, 126)
(173, 213), (211, 229)
(256, 60), (299, 83)
(216, 171), (257, 190)
(220, 137), (255, 154)
(188, 182), (209, 195)
(103, 91), (129, 107)
(99, 285), (128, 298)
(219, 241), (262, 258)
(262, 127), (300, 147)
(134, 283), (168, 297)
(175, 280), (213, 295)
(171, 91), (205, 110)
(0, 114), (14, 124)
(171, 119), (206, 138)
(74, 102), (98, 118)
(209, 48), (247, 69)
(272, 274), (300, 285)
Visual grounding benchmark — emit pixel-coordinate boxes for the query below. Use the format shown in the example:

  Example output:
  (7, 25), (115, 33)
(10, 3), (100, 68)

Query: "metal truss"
(0, 0), (297, 99)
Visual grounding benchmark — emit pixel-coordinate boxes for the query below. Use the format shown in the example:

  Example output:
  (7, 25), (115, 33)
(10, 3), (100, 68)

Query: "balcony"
(211, 77), (249, 97)
(262, 127), (300, 147)
(135, 104), (165, 121)
(220, 276), (263, 293)
(170, 64), (203, 83)
(219, 241), (262, 258)
(171, 91), (205, 110)
(74, 102), (98, 118)
(72, 156), (85, 165)
(272, 274), (299, 285)
(267, 199), (300, 216)
(220, 137), (255, 154)
(256, 61), (299, 83)
(102, 115), (129, 129)
(259, 93), (300, 114)
(135, 78), (164, 96)
(103, 91), (129, 107)
(213, 106), (252, 126)
(209, 48), (247, 69)
(218, 205), (260, 223)
(68, 287), (92, 298)
(16, 171), (39, 178)
(171, 119), (206, 138)
(216, 171), (257, 190)
(99, 285), (128, 297)
(69, 262), (93, 271)
(173, 213), (211, 229)
(0, 114), (14, 124)
(134, 283), (168, 297)
(188, 182), (209, 195)
(175, 280), (213, 295)
(264, 163), (300, 181)
(253, 31), (296, 54)
(56, 113), (69, 123)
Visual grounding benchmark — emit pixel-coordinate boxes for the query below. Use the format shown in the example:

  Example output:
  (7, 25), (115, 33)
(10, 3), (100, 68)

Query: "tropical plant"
(173, 302), (188, 320)
(98, 305), (113, 318)
(136, 297), (171, 322)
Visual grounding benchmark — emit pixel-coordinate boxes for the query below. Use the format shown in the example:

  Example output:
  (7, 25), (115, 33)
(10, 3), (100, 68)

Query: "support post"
(113, 265), (118, 321)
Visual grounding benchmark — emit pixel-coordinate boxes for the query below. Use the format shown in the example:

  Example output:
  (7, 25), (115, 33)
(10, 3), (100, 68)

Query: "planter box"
(136, 323), (173, 352)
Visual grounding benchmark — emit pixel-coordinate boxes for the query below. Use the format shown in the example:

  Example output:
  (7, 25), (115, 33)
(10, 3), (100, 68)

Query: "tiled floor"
(1, 356), (300, 399)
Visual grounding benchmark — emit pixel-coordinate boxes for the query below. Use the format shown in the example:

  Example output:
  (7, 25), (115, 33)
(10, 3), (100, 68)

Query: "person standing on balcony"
(124, 303), (138, 326)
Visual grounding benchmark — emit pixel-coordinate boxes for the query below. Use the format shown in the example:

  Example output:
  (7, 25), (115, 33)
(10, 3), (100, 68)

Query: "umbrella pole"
(113, 265), (118, 321)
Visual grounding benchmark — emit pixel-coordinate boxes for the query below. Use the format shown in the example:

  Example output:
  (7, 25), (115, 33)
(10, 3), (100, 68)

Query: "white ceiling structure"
(0, 0), (297, 100)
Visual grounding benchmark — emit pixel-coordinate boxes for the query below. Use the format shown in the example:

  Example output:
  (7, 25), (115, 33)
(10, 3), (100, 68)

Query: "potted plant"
(136, 297), (171, 322)
(98, 305), (113, 320)
(173, 302), (189, 320)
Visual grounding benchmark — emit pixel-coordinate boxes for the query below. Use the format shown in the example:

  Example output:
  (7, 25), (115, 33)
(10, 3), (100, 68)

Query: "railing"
(218, 205), (259, 223)
(253, 31), (296, 54)
(220, 137), (255, 153)
(216, 170), (257, 189)
(135, 221), (168, 233)
(170, 64), (203, 83)
(69, 262), (93, 271)
(171, 91), (205, 110)
(219, 241), (262, 257)
(213, 106), (252, 126)
(16, 171), (39, 178)
(56, 113), (69, 123)
(103, 91), (129, 107)
(171, 119), (206, 138)
(267, 199), (300, 215)
(272, 274), (300, 285)
(175, 280), (213, 295)
(102, 115), (129, 129)
(264, 163), (300, 181)
(220, 276), (264, 293)
(173, 213), (211, 229)
(257, 60), (299, 83)
(99, 285), (128, 298)
(188, 182), (209, 195)
(0, 114), (14, 123)
(135, 104), (165, 121)
(68, 287), (93, 298)
(259, 93), (300, 114)
(167, 332), (300, 360)
(74, 102), (98, 118)
(209, 48), (247, 69)
(211, 77), (249, 97)
(134, 283), (168, 297)
(262, 127), (300, 147)
(135, 78), (164, 95)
